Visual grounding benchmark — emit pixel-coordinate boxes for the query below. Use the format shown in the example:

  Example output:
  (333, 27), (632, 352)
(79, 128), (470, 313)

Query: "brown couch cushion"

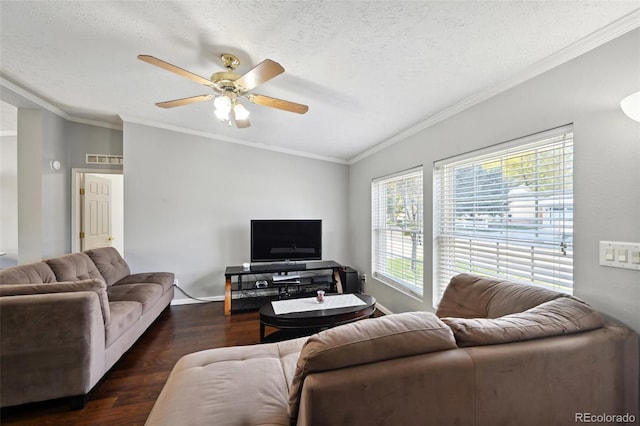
(107, 283), (163, 313)
(288, 312), (457, 419)
(0, 262), (57, 284)
(144, 337), (308, 426)
(105, 301), (143, 346)
(113, 272), (175, 294)
(0, 279), (111, 324)
(45, 252), (104, 283)
(84, 247), (131, 286)
(436, 273), (564, 319)
(441, 297), (604, 347)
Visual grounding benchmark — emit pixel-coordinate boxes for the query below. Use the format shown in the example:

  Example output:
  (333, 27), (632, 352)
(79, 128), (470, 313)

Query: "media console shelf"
(224, 261), (344, 315)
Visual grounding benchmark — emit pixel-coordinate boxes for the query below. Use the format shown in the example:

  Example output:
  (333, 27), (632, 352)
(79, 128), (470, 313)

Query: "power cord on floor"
(173, 283), (216, 303)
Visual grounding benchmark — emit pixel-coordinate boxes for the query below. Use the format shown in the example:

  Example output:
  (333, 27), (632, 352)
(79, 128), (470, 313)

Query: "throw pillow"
(441, 296), (603, 347)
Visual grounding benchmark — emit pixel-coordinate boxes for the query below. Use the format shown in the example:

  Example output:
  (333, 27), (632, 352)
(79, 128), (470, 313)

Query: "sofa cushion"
(105, 301), (143, 347)
(441, 297), (604, 347)
(45, 252), (104, 283)
(113, 272), (175, 294)
(144, 337), (307, 426)
(288, 312), (457, 419)
(436, 273), (564, 319)
(0, 262), (57, 284)
(0, 279), (111, 324)
(84, 247), (131, 286)
(107, 283), (163, 313)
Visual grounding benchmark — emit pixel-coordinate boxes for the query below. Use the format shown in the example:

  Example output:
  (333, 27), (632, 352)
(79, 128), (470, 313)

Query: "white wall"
(349, 29), (640, 332)
(123, 122), (350, 301)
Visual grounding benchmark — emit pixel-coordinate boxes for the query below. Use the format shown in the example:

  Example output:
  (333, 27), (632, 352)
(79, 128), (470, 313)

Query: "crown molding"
(349, 9), (640, 165)
(1, 76), (122, 131)
(67, 115), (123, 131)
(1, 76), (69, 118)
(119, 115), (349, 165)
(1, 75), (344, 162)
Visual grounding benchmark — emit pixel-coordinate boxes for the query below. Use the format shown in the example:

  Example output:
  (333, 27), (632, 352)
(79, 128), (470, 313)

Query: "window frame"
(371, 166), (424, 297)
(433, 125), (574, 306)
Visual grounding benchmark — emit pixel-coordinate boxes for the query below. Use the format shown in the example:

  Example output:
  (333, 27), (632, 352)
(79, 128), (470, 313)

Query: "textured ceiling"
(1, 1), (639, 162)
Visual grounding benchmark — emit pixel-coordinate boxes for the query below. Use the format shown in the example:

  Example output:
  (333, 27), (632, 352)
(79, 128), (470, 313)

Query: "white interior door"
(82, 174), (112, 250)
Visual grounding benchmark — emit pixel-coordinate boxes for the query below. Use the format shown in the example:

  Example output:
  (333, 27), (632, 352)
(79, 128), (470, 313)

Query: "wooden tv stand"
(224, 261), (344, 315)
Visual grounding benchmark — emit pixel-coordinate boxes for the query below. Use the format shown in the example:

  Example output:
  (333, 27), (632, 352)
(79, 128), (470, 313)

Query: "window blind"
(434, 127), (573, 304)
(372, 167), (424, 296)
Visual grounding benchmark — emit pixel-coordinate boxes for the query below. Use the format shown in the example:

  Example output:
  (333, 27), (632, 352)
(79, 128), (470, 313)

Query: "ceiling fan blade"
(248, 94), (309, 114)
(234, 59), (284, 91)
(155, 94), (214, 108)
(138, 55), (212, 86)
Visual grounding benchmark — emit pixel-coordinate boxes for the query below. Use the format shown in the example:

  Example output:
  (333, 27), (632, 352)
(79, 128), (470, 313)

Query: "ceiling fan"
(138, 53), (309, 128)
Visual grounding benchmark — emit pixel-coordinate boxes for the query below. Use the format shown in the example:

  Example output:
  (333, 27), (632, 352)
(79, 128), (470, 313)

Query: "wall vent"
(86, 154), (123, 165)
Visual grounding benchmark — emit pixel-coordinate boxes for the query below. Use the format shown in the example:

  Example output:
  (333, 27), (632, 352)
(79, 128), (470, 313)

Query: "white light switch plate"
(599, 241), (640, 271)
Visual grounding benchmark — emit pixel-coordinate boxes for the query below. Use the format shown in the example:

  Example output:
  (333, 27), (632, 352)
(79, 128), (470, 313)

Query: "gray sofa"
(0, 247), (174, 408)
(145, 273), (639, 426)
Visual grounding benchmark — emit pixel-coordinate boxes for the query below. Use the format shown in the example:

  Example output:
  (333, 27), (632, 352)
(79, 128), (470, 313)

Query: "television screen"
(251, 219), (322, 262)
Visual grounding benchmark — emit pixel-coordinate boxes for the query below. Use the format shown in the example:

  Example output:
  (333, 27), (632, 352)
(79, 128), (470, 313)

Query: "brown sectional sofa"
(145, 273), (639, 426)
(0, 247), (174, 408)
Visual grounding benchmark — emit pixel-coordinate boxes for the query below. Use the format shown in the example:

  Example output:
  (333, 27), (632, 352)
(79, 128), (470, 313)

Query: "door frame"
(71, 168), (123, 253)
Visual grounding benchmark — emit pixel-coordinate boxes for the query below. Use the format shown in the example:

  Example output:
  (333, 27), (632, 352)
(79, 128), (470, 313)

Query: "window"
(372, 166), (424, 296)
(434, 126), (573, 304)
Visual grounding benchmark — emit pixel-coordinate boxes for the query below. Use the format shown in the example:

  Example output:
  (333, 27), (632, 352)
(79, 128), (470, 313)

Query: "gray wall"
(349, 29), (640, 332)
(0, 132), (17, 268)
(66, 121), (123, 170)
(123, 122), (350, 301)
(15, 108), (69, 262)
(41, 109), (68, 258)
(0, 85), (124, 264)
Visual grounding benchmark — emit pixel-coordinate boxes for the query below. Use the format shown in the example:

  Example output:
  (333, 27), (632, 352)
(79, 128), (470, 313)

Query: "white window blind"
(372, 166), (424, 296)
(434, 127), (573, 304)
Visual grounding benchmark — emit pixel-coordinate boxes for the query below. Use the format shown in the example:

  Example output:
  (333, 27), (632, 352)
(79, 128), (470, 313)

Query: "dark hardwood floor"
(1, 302), (269, 426)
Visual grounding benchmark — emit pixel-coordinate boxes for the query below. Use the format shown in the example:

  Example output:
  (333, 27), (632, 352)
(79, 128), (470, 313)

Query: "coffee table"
(259, 293), (376, 343)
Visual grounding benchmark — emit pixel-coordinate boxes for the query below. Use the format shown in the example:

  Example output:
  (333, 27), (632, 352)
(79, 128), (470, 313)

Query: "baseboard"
(171, 296), (224, 306)
(374, 301), (393, 315)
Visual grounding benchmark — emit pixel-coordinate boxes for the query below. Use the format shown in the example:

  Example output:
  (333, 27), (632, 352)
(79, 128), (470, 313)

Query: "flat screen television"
(250, 219), (322, 263)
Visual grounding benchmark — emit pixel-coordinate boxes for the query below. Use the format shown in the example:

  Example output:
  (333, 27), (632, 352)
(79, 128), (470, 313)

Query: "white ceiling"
(1, 1), (639, 163)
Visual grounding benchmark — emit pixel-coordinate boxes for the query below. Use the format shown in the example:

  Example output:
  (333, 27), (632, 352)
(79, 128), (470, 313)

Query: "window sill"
(373, 273), (423, 302)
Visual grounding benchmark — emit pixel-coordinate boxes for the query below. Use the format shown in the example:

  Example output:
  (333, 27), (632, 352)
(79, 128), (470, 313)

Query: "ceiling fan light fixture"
(214, 95), (231, 121)
(234, 102), (250, 120)
(214, 95), (231, 112)
(214, 108), (229, 121)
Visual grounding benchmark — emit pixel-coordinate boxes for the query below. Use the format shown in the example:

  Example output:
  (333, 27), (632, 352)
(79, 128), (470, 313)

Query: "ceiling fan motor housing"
(211, 72), (242, 93)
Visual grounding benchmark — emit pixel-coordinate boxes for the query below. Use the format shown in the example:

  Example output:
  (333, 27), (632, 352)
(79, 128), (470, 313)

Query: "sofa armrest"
(296, 349), (475, 426)
(0, 279), (110, 324)
(288, 312), (457, 420)
(0, 292), (106, 407)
